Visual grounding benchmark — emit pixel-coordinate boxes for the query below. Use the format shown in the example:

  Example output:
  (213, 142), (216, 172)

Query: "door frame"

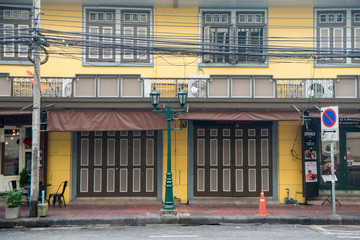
(339, 127), (360, 190)
(319, 126), (360, 190)
(193, 121), (273, 197)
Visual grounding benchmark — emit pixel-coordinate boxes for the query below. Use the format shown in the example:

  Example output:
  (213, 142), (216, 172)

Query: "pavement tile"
(1, 203), (359, 219)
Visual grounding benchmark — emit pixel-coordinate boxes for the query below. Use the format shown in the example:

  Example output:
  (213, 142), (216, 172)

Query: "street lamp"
(150, 83), (187, 212)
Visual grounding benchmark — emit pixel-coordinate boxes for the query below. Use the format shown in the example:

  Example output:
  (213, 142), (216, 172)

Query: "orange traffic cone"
(256, 190), (269, 216)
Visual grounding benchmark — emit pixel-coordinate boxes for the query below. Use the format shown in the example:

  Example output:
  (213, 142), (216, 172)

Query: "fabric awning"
(47, 110), (169, 131)
(179, 110), (360, 121)
(179, 110), (304, 121)
(0, 110), (32, 116)
(309, 111), (360, 119)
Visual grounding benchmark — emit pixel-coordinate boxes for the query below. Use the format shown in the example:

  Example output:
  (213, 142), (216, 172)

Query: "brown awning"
(47, 110), (169, 131)
(309, 111), (360, 119)
(179, 110), (303, 121)
(0, 110), (32, 116)
(180, 110), (360, 121)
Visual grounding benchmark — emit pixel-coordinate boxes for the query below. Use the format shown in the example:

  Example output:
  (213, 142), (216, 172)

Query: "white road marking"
(149, 235), (198, 238)
(311, 226), (334, 235)
(337, 236), (360, 239)
(311, 225), (360, 239)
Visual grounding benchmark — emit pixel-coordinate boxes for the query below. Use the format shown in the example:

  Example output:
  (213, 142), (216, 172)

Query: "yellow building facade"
(0, 1), (360, 206)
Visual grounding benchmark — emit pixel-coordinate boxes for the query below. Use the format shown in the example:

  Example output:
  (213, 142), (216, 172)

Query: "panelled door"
(77, 130), (157, 197)
(194, 123), (272, 197)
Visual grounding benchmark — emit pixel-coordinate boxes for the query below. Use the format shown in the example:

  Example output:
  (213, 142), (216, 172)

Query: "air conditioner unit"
(188, 79), (207, 98)
(304, 80), (333, 98)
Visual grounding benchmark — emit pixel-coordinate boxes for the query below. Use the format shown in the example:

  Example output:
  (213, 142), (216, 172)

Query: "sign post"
(321, 106), (339, 216)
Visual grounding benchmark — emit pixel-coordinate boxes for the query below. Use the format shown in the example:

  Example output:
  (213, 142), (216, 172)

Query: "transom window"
(88, 11), (114, 22)
(355, 13), (360, 22)
(319, 13), (344, 23)
(202, 10), (267, 65)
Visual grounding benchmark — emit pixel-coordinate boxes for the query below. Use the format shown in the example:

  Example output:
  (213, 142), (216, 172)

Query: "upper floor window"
(0, 7), (31, 62)
(85, 8), (151, 64)
(351, 10), (360, 64)
(86, 10), (115, 62)
(121, 10), (150, 63)
(316, 9), (360, 65)
(201, 10), (267, 65)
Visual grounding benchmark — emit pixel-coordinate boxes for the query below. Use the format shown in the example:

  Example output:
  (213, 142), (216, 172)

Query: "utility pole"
(30, 0), (41, 217)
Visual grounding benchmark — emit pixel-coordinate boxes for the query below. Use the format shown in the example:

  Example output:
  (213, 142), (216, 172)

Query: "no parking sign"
(321, 106), (339, 142)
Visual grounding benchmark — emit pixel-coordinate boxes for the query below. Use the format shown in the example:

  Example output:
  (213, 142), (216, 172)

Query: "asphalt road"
(1, 224), (360, 239)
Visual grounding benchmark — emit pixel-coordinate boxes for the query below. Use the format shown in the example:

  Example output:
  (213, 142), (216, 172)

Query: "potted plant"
(19, 168), (30, 189)
(5, 190), (21, 219)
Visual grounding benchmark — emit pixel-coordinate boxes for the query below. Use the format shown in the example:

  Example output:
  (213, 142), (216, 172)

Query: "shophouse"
(0, 0), (359, 206)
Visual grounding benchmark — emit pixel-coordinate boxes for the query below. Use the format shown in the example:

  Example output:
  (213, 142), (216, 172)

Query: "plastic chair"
(8, 180), (29, 206)
(48, 181), (68, 208)
(8, 180), (17, 190)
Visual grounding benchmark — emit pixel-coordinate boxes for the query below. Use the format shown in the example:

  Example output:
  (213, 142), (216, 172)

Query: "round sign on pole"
(322, 109), (337, 128)
(321, 106), (339, 142)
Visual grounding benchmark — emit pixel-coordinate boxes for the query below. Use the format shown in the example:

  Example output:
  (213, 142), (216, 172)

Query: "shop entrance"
(320, 128), (360, 189)
(343, 131), (360, 188)
(77, 130), (157, 197)
(194, 122), (273, 197)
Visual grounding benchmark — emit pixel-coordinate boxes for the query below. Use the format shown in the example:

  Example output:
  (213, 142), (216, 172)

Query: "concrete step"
(69, 197), (162, 206)
(307, 195), (360, 205)
(189, 197), (279, 205)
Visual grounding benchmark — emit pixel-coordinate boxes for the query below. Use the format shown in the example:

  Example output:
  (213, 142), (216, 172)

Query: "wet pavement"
(1, 203), (359, 219)
(0, 201), (360, 227)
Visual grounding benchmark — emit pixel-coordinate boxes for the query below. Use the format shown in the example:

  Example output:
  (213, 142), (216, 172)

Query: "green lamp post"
(150, 83), (187, 211)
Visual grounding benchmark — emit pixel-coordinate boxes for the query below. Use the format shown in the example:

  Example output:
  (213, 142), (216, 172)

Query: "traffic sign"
(321, 106), (339, 141)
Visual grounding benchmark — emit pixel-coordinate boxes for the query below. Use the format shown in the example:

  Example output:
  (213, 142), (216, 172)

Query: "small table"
(321, 175), (341, 206)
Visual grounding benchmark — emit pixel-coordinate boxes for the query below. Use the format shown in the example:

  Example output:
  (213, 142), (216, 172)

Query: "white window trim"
(83, 7), (153, 65)
(230, 76), (252, 98)
(355, 28), (360, 60)
(136, 27), (148, 60)
(200, 8), (268, 65)
(102, 26), (113, 59)
(4, 24), (15, 58)
(208, 77), (230, 98)
(97, 76), (120, 97)
(253, 77), (275, 98)
(319, 27), (330, 60)
(315, 8), (360, 65)
(123, 26), (134, 59)
(333, 27), (344, 60)
(74, 77), (97, 97)
(18, 24), (28, 58)
(88, 26), (99, 59)
(120, 76), (143, 98)
(335, 77), (358, 98)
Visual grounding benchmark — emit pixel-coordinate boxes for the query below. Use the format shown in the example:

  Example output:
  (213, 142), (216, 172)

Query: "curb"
(1, 216), (360, 228)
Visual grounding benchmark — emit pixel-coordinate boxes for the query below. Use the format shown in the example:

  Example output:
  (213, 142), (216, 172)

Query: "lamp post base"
(160, 207), (178, 217)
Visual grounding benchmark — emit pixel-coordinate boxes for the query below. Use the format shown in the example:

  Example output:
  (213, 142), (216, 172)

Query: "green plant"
(5, 190), (21, 208)
(19, 168), (30, 188)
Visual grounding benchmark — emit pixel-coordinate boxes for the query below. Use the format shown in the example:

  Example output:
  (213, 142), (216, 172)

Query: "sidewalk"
(1, 202), (360, 228)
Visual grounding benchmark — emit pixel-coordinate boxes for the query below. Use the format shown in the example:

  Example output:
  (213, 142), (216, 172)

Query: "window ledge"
(0, 61), (32, 66)
(314, 63), (360, 68)
(199, 63), (269, 68)
(82, 62), (153, 67)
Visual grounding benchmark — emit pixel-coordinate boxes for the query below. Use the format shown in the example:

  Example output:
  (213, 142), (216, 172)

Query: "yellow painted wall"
(3, 5), (357, 203)
(47, 132), (71, 203)
(153, 7), (198, 78)
(162, 120), (188, 203)
(278, 121), (305, 203)
(1, 6), (359, 79)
